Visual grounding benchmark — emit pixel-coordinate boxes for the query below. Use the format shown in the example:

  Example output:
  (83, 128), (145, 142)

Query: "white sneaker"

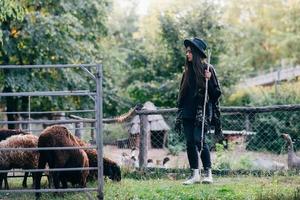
(183, 169), (201, 185)
(202, 168), (213, 184)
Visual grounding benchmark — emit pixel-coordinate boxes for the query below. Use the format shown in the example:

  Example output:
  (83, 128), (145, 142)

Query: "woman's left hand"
(205, 69), (211, 80)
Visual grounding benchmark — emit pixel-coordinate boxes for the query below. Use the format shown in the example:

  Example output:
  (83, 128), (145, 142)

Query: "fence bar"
(0, 146), (97, 151)
(75, 122), (83, 138)
(21, 127), (95, 133)
(80, 65), (96, 80)
(0, 64), (98, 69)
(221, 104), (300, 113)
(7, 175), (46, 178)
(102, 118), (118, 124)
(0, 110), (95, 114)
(134, 104), (300, 115)
(0, 167), (98, 173)
(0, 119), (96, 124)
(0, 188), (98, 193)
(95, 64), (104, 200)
(69, 114), (92, 120)
(136, 108), (177, 115)
(0, 91), (96, 97)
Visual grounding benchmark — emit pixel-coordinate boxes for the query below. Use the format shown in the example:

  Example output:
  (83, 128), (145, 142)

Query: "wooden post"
(95, 64), (104, 200)
(90, 122), (96, 144)
(138, 114), (148, 170)
(75, 122), (83, 139)
(163, 131), (167, 149)
(245, 113), (251, 132)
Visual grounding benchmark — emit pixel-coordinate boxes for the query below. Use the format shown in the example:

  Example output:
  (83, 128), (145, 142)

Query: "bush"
(214, 143), (254, 170)
(224, 80), (300, 153)
(226, 80), (300, 106)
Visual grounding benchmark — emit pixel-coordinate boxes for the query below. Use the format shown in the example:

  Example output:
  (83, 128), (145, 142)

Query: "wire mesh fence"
(101, 104), (300, 175)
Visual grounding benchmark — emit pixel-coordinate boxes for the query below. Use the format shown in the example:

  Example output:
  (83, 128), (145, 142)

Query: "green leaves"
(0, 0), (109, 114)
(0, 0), (25, 22)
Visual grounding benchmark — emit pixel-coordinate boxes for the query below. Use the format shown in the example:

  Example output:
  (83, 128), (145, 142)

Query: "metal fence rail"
(0, 146), (97, 151)
(0, 91), (96, 97)
(0, 110), (95, 114)
(0, 63), (98, 69)
(0, 119), (96, 124)
(0, 167), (98, 173)
(0, 188), (98, 193)
(0, 64), (104, 200)
(21, 127), (96, 132)
(133, 104), (300, 115)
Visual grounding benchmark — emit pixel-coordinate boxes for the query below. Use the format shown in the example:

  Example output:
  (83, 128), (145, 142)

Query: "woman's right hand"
(205, 69), (211, 80)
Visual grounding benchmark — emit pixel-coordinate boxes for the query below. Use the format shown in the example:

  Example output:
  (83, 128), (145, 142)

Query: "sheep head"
(104, 158), (121, 182)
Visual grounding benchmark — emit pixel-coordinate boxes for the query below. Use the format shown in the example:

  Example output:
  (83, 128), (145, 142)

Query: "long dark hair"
(179, 45), (207, 100)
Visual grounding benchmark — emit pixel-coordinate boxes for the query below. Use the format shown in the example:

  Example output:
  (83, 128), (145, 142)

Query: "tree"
(223, 0), (300, 73)
(125, 0), (226, 108)
(0, 0), (109, 126)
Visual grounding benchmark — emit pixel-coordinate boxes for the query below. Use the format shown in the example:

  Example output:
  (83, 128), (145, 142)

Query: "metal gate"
(0, 64), (104, 199)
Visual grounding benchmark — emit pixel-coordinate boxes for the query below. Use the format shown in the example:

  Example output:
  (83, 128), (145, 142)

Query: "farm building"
(127, 101), (170, 149)
(222, 130), (256, 145)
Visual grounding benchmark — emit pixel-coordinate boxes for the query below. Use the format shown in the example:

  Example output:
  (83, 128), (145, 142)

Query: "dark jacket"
(177, 64), (222, 132)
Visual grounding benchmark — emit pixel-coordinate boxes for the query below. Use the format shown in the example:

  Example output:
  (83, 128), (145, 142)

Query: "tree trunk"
(21, 96), (29, 129)
(1, 40), (19, 129)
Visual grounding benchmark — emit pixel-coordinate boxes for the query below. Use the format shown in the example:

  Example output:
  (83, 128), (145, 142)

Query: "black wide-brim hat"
(184, 37), (207, 58)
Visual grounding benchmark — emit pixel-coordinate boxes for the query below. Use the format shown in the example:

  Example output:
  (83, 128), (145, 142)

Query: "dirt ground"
(104, 145), (289, 170)
(104, 145), (190, 168)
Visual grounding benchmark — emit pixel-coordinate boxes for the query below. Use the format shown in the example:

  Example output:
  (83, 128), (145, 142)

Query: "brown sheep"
(75, 138), (121, 182)
(0, 128), (29, 141)
(103, 156), (122, 182)
(0, 134), (39, 189)
(35, 125), (89, 200)
(0, 128), (31, 189)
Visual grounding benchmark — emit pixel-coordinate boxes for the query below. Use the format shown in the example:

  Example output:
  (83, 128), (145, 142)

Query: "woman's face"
(186, 46), (193, 62)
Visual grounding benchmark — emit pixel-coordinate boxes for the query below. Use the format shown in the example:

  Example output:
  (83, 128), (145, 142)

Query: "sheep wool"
(35, 125), (89, 200)
(75, 137), (121, 182)
(0, 129), (29, 142)
(0, 134), (38, 189)
(0, 134), (38, 170)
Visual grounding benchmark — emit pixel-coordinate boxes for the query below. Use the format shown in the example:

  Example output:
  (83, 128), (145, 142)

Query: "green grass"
(0, 176), (300, 200)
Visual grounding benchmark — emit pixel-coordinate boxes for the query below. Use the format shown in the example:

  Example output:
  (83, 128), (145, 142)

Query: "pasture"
(0, 175), (299, 200)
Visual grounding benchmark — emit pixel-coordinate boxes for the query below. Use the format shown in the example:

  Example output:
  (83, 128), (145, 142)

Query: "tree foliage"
(1, 0), (300, 120)
(0, 0), (109, 123)
(124, 0), (225, 108)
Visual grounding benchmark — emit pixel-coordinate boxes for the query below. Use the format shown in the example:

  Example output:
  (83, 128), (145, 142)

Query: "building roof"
(128, 101), (170, 134)
(239, 65), (300, 88)
(211, 129), (256, 135)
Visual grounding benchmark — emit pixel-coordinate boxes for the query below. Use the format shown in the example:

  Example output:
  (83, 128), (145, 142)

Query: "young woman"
(175, 37), (222, 184)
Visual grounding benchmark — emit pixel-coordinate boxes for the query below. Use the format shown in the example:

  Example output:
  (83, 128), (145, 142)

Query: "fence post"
(245, 113), (251, 131)
(90, 122), (96, 144)
(138, 113), (148, 170)
(75, 122), (83, 139)
(95, 64), (104, 200)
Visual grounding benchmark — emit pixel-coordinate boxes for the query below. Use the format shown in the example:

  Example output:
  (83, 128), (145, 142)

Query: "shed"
(127, 101), (170, 149)
(223, 130), (256, 144)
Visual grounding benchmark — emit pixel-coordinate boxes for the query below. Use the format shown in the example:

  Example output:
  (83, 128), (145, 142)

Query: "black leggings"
(183, 119), (211, 170)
